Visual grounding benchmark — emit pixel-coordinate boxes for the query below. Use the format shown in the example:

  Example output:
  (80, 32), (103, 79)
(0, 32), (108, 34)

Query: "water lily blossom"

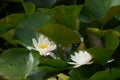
(68, 50), (93, 68)
(27, 34), (56, 57)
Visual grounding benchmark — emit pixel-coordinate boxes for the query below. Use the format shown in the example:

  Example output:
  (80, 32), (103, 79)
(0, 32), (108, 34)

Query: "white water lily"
(68, 50), (93, 68)
(27, 34), (56, 57)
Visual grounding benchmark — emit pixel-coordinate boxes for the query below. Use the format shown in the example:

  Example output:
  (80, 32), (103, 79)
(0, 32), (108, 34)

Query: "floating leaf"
(87, 48), (113, 65)
(114, 26), (120, 33)
(89, 68), (120, 80)
(14, 12), (56, 46)
(87, 28), (104, 48)
(80, 0), (120, 25)
(48, 5), (83, 30)
(102, 30), (119, 50)
(69, 64), (101, 80)
(0, 13), (27, 34)
(101, 5), (120, 24)
(28, 57), (69, 80)
(38, 23), (81, 44)
(57, 73), (69, 80)
(4, 0), (23, 2)
(39, 58), (68, 69)
(0, 29), (16, 46)
(28, 66), (60, 80)
(22, 2), (35, 15)
(29, 0), (56, 7)
(0, 48), (39, 80)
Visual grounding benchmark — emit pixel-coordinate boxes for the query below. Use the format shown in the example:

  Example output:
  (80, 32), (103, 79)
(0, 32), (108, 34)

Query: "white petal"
(68, 62), (76, 65)
(78, 51), (84, 55)
(32, 38), (38, 48)
(28, 34), (57, 57)
(71, 56), (79, 62)
(80, 37), (84, 42)
(45, 52), (51, 56)
(49, 52), (57, 59)
(74, 52), (79, 56)
(49, 43), (56, 51)
(107, 59), (115, 63)
(38, 51), (45, 56)
(38, 35), (46, 44)
(27, 46), (34, 50)
(68, 50), (93, 68)
(73, 64), (81, 68)
(86, 61), (93, 64)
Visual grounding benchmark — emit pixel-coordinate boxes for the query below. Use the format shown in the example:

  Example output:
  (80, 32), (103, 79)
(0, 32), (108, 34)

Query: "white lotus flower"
(68, 50), (93, 68)
(27, 34), (56, 57)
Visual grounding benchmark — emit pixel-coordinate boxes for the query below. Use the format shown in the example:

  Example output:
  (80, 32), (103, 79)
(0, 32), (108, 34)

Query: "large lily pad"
(89, 68), (120, 80)
(38, 23), (81, 44)
(80, 0), (120, 25)
(0, 48), (39, 80)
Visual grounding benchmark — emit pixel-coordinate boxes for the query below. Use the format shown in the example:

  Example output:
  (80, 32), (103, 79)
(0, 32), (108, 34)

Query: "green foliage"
(5, 0), (24, 2)
(29, 0), (56, 8)
(0, 48), (39, 80)
(28, 66), (60, 80)
(69, 64), (102, 80)
(14, 12), (56, 46)
(87, 48), (113, 65)
(0, 13), (27, 34)
(38, 23), (81, 44)
(39, 58), (68, 69)
(102, 30), (119, 50)
(47, 5), (83, 30)
(28, 59), (68, 80)
(22, 2), (36, 15)
(80, 0), (120, 24)
(0, 0), (120, 80)
(89, 68), (120, 80)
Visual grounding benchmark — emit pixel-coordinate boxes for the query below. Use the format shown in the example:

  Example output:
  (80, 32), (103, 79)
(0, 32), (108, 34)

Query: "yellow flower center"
(39, 44), (48, 49)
